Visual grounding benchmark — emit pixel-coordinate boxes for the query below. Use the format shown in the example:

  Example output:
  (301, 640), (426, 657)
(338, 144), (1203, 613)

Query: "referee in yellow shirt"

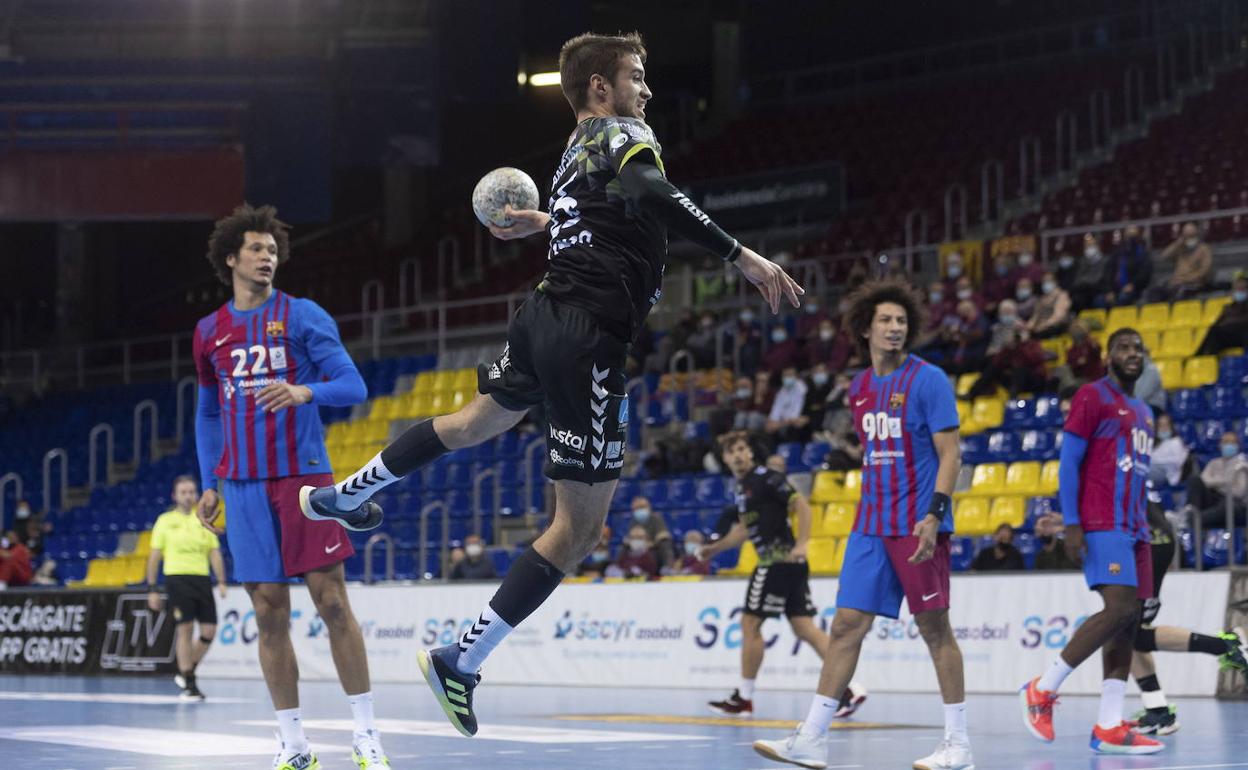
(146, 475), (227, 701)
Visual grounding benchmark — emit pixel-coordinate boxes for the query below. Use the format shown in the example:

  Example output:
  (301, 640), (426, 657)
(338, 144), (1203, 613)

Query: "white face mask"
(1058, 256), (1075, 269)
(819, 328), (834, 341)
(999, 314), (1017, 325)
(812, 372), (829, 386)
(735, 387), (752, 399)
(957, 288), (972, 300)
(633, 508), (651, 522)
(771, 329), (787, 343)
(629, 538), (648, 554)
(1018, 253), (1033, 266)
(740, 310), (754, 323)
(465, 544), (483, 558)
(782, 375), (796, 387)
(930, 291), (943, 303)
(684, 541), (701, 557)
(1084, 246), (1100, 260)
(1186, 237), (1199, 249)
(1042, 281), (1057, 294)
(947, 265), (962, 279)
(805, 303), (819, 315)
(1016, 288), (1032, 300)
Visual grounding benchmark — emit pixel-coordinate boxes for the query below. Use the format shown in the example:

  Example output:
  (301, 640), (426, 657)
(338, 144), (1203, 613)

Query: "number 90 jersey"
(1063, 377), (1154, 540)
(848, 355), (960, 537)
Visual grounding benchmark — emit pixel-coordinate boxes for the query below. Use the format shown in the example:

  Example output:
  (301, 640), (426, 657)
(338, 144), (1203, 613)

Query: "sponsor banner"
(0, 589), (175, 675)
(686, 163), (844, 229)
(198, 571), (1230, 695)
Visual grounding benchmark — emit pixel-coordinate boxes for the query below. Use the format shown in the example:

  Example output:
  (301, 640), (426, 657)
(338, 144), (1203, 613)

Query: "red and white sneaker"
(834, 681), (868, 718)
(708, 689), (754, 717)
(1019, 677), (1058, 742)
(1089, 722), (1165, 754)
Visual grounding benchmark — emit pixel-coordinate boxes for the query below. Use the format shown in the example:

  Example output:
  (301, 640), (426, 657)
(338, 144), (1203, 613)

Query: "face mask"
(819, 328), (834, 341)
(1234, 290), (1248, 303)
(782, 375), (796, 387)
(684, 541), (701, 557)
(740, 310), (754, 323)
(771, 329), (787, 343)
(930, 291), (943, 303)
(1222, 444), (1240, 458)
(15, 506), (30, 519)
(735, 387), (751, 400)
(805, 303), (819, 315)
(700, 318), (713, 329)
(957, 288), (972, 300)
(633, 508), (651, 522)
(1157, 429), (1173, 440)
(465, 544), (483, 558)
(947, 265), (962, 279)
(1186, 238), (1198, 249)
(1058, 256), (1075, 269)
(1016, 288), (1032, 301)
(812, 372), (829, 387)
(999, 314), (1017, 325)
(1018, 253), (1033, 266)
(1084, 247), (1101, 261)
(1042, 281), (1056, 295)
(592, 549), (609, 562)
(995, 265), (1009, 277)
(629, 538), (648, 554)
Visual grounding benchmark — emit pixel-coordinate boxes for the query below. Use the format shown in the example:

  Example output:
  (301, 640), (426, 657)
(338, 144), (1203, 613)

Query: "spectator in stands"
(971, 523), (1025, 571)
(967, 325), (1049, 400)
(1151, 413), (1193, 489)
(1014, 278), (1037, 322)
(686, 311), (720, 369)
(629, 496), (674, 568)
(1185, 432), (1248, 528)
(12, 502), (45, 559)
(731, 308), (763, 376)
(750, 370), (775, 425)
(766, 365), (808, 442)
(822, 426), (863, 472)
(611, 524), (659, 578)
(1056, 319), (1105, 389)
(953, 275), (984, 312)
(576, 526), (613, 578)
(802, 317), (851, 372)
(800, 363), (834, 439)
(1033, 513), (1079, 571)
(942, 251), (965, 296)
(982, 253), (1016, 314)
(1104, 225), (1152, 306)
(1152, 223), (1213, 301)
(1015, 249), (1044, 285)
(1132, 352), (1167, 416)
(1055, 250), (1079, 293)
(671, 530), (712, 576)
(1069, 233), (1112, 310)
(1026, 271), (1072, 339)
(763, 324), (800, 375)
(0, 529), (33, 589)
(796, 297), (829, 342)
(729, 375), (768, 432)
(449, 535), (497, 581)
(820, 371), (854, 435)
(944, 299), (990, 374)
(447, 545), (466, 574)
(985, 299), (1024, 358)
(1196, 272), (1248, 356)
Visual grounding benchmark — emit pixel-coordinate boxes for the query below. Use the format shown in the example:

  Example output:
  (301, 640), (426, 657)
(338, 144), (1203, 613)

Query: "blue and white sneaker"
(418, 644), (481, 737)
(299, 485), (384, 532)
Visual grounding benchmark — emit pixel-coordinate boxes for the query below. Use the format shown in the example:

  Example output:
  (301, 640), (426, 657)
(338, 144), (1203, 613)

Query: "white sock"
(943, 701), (969, 743)
(739, 678), (756, 700)
(799, 694), (839, 737)
(347, 691), (375, 734)
(1098, 678), (1127, 729)
(1036, 657), (1074, 693)
(1140, 688), (1168, 710)
(276, 707), (308, 752)
(335, 452), (399, 510)
(456, 605), (514, 675)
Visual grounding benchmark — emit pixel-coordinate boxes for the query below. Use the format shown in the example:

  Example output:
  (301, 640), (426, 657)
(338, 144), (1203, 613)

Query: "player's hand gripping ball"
(472, 167), (540, 228)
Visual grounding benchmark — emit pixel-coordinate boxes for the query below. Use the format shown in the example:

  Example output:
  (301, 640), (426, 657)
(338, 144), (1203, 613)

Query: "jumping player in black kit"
(300, 31), (803, 737)
(702, 432), (866, 720)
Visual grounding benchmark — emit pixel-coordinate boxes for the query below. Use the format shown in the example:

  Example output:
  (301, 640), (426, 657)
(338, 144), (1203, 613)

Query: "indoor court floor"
(1, 675), (1246, 769)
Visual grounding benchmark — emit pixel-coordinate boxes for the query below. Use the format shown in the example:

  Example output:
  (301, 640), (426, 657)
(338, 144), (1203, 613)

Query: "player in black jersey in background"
(702, 432), (867, 720)
(300, 31), (803, 737)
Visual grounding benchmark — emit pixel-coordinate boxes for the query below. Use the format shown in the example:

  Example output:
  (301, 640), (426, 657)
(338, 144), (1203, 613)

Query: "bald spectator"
(449, 534), (497, 581)
(1152, 223), (1213, 301)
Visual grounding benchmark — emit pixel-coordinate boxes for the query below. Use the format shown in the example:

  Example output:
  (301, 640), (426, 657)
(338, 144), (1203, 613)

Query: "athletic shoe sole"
(1019, 681), (1055, 743)
(299, 486), (380, 532)
(1090, 738), (1164, 754)
(417, 648), (475, 738)
(835, 690), (868, 718)
(707, 704), (753, 718)
(751, 741), (827, 769)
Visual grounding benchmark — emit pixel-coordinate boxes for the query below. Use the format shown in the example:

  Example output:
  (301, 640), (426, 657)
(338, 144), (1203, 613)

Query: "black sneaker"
(299, 485), (384, 532)
(418, 644), (480, 737)
(179, 677), (206, 702)
(1131, 705), (1178, 735)
(835, 681), (868, 718)
(708, 689), (754, 717)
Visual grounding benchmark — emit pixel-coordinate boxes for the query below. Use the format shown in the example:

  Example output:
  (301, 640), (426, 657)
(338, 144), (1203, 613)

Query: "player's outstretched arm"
(699, 522), (749, 561)
(735, 247), (804, 315)
(487, 204), (550, 241)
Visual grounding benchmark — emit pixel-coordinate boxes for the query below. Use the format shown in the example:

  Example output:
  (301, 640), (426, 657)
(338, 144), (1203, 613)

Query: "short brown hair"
(171, 474), (197, 493)
(558, 31), (647, 112)
(845, 277), (927, 357)
(205, 203), (291, 286)
(717, 430), (751, 454)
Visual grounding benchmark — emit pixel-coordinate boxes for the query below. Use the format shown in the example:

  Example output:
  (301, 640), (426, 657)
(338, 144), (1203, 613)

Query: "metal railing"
(363, 532), (395, 584)
(42, 448), (67, 513)
(0, 472), (22, 527)
(472, 467), (499, 542)
(1038, 206), (1248, 260)
(420, 500), (450, 581)
(88, 423), (114, 490)
(175, 376), (196, 450)
(133, 399), (158, 467)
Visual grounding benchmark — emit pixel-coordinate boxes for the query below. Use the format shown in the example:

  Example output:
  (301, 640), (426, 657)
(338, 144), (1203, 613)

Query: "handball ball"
(472, 167), (540, 228)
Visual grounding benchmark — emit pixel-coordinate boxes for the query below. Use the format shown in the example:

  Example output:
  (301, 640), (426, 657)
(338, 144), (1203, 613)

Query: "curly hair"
(844, 277), (927, 357)
(204, 203), (291, 286)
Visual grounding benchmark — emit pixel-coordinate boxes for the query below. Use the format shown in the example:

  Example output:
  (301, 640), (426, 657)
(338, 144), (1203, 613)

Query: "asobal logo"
(553, 610), (682, 643)
(549, 426), (587, 452)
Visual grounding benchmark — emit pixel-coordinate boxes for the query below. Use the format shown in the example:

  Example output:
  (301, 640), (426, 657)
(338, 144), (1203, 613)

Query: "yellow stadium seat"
(1158, 328), (1196, 359)
(134, 531), (152, 556)
(431, 370), (457, 393)
(809, 537), (844, 575)
(956, 373), (979, 398)
(954, 498), (992, 535)
(965, 463), (1007, 496)
(1005, 462), (1041, 496)
(1170, 300), (1203, 328)
(1136, 303), (1170, 331)
(453, 368), (477, 391)
(1203, 296), (1233, 325)
(989, 496), (1026, 529)
(810, 471), (844, 504)
(821, 503), (855, 537)
(1078, 308), (1107, 330)
(1039, 337), (1068, 365)
(429, 391), (451, 415)
(724, 541), (758, 576)
(970, 397), (1004, 431)
(412, 371), (436, 394)
(369, 396), (399, 421)
(956, 400), (971, 428)
(1155, 358), (1183, 390)
(1183, 356), (1219, 388)
(1138, 330), (1160, 354)
(831, 470), (863, 502)
(1038, 460), (1060, 495)
(1106, 305), (1138, 335)
(411, 392), (435, 418)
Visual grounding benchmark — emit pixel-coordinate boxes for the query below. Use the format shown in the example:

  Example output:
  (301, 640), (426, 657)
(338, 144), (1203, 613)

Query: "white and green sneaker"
(272, 745), (319, 770)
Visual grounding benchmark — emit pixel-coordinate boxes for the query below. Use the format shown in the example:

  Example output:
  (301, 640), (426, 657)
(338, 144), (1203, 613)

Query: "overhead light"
(517, 72), (528, 85)
(528, 71), (561, 87)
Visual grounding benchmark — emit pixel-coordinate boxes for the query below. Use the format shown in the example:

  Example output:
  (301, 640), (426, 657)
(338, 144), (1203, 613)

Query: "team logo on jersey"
(889, 393), (906, 410)
(265, 320), (285, 336)
(1108, 563), (1122, 575)
(269, 346), (288, 371)
(222, 380), (236, 401)
(172, 607), (183, 622)
(1118, 455), (1134, 473)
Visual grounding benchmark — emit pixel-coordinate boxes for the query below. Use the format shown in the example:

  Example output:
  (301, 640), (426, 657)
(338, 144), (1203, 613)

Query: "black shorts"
(743, 561), (817, 619)
(166, 575), (217, 626)
(1140, 539), (1175, 625)
(478, 291), (629, 484)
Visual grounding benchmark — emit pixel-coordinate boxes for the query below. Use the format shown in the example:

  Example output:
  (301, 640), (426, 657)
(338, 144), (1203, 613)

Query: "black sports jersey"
(538, 116), (667, 342)
(734, 466), (799, 566)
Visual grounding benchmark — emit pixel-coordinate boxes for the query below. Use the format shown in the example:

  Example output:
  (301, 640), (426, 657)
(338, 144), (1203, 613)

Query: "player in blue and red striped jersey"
(192, 204), (389, 770)
(1020, 327), (1164, 755)
(755, 278), (972, 770)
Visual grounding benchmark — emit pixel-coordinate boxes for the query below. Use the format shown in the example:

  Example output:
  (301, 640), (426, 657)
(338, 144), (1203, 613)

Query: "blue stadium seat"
(961, 435), (989, 465)
(1004, 399), (1033, 428)
(1219, 355), (1248, 385)
(986, 431), (1019, 461)
(491, 548), (518, 577)
(1015, 533), (1037, 568)
(1197, 420), (1238, 453)
(666, 477), (696, 506)
(613, 480), (640, 511)
(950, 537), (975, 572)
(1209, 386), (1248, 417)
(1020, 430), (1057, 461)
(1201, 529), (1232, 569)
(1033, 396), (1063, 427)
(496, 432), (522, 458)
(639, 479), (669, 507)
(695, 476), (730, 505)
(673, 509), (700, 533)
(801, 442), (831, 469)
(1170, 389), (1209, 420)
(777, 442), (807, 471)
(445, 462), (473, 488)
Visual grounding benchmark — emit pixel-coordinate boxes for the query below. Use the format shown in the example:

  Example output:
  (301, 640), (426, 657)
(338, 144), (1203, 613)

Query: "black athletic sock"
(1189, 632), (1230, 655)
(1137, 673), (1169, 711)
(1135, 626), (1158, 652)
(1137, 674), (1160, 692)
(380, 418), (449, 477)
